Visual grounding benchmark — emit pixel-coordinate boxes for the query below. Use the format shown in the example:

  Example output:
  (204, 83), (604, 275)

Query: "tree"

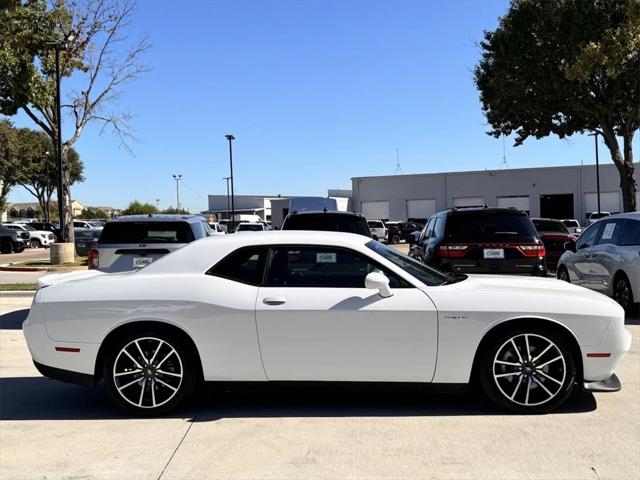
(78, 207), (108, 219)
(0, 0), (150, 241)
(122, 200), (157, 215)
(475, 0), (639, 212)
(0, 118), (21, 214)
(13, 127), (84, 222)
(161, 206), (190, 215)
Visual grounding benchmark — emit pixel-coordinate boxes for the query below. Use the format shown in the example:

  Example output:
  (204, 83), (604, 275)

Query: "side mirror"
(365, 271), (393, 298)
(564, 240), (576, 253)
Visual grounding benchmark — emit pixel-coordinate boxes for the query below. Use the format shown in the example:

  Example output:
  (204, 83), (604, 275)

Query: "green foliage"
(122, 200), (158, 215)
(161, 206), (190, 215)
(78, 207), (109, 219)
(475, 0), (639, 211)
(0, 118), (20, 212)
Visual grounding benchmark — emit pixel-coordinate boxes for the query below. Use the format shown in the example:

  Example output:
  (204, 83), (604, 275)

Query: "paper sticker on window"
(316, 252), (337, 263)
(602, 223), (616, 240)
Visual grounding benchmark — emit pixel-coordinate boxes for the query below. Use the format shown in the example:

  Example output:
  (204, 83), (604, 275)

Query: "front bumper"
(583, 373), (621, 393)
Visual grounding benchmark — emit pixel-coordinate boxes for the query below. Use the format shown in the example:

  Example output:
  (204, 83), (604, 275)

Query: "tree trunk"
(601, 128), (637, 213)
(61, 147), (75, 244)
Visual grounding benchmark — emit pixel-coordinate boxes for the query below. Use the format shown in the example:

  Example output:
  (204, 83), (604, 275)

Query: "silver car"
(557, 212), (639, 312)
(91, 215), (212, 272)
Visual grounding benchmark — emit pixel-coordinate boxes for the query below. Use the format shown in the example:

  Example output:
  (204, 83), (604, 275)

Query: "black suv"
(410, 208), (546, 276)
(281, 211), (371, 237)
(386, 221), (422, 244)
(0, 225), (27, 253)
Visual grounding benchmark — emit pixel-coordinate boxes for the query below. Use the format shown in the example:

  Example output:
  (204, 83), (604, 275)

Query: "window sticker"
(601, 223), (616, 240)
(316, 252), (337, 263)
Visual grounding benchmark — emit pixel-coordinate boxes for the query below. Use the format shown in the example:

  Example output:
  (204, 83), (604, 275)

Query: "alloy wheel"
(614, 278), (630, 310)
(557, 268), (569, 282)
(492, 333), (566, 407)
(112, 337), (183, 409)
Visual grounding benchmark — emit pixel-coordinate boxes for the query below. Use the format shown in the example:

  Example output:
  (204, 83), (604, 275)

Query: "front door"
(255, 246), (438, 382)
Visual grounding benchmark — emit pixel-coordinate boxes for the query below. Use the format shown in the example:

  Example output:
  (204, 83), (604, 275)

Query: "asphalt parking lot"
(0, 293), (638, 480)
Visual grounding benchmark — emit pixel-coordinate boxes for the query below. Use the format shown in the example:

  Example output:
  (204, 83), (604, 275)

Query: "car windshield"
(562, 220), (579, 228)
(445, 211), (537, 243)
(98, 222), (195, 244)
(23, 225), (35, 231)
(366, 240), (455, 286)
(533, 220), (569, 234)
(283, 214), (371, 237)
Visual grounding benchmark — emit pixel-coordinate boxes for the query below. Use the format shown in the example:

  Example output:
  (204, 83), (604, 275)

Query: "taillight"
(438, 245), (468, 257)
(87, 249), (99, 269)
(518, 244), (546, 257)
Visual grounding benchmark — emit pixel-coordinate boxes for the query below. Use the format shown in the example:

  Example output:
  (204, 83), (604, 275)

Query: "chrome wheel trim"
(614, 279), (630, 309)
(112, 337), (183, 409)
(493, 333), (566, 407)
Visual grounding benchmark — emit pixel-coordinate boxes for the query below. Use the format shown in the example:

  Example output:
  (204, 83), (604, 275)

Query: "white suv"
(557, 212), (639, 312)
(2, 223), (55, 248)
(367, 220), (387, 241)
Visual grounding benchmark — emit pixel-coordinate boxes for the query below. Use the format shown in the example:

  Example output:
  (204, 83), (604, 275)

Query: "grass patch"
(11, 258), (88, 268)
(0, 283), (37, 291)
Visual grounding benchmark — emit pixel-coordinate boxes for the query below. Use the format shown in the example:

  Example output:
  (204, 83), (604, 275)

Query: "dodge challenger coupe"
(24, 231), (631, 415)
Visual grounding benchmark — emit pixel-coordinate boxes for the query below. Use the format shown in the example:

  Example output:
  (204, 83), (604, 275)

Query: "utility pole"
(172, 174), (182, 211)
(225, 135), (236, 231)
(222, 176), (231, 220)
(588, 133), (601, 215)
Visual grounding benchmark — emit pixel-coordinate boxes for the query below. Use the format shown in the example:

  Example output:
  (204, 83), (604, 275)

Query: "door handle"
(586, 253), (598, 259)
(263, 297), (287, 306)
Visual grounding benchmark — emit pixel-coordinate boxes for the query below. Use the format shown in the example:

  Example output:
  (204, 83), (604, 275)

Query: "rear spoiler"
(37, 270), (106, 289)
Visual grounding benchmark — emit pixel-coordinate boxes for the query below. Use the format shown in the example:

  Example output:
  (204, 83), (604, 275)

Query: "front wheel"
(104, 331), (198, 415)
(478, 329), (576, 413)
(30, 239), (41, 249)
(390, 234), (400, 244)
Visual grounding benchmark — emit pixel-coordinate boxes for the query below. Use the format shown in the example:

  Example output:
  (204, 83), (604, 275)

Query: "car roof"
(605, 212), (640, 221)
(141, 231), (373, 275)
(287, 210), (364, 217)
(531, 218), (563, 222)
(106, 214), (204, 224)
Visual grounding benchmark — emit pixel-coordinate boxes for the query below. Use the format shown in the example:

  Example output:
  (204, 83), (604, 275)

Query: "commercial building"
(352, 163), (639, 223)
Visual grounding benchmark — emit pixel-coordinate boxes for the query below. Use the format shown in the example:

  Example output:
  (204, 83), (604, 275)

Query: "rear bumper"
(583, 373), (621, 393)
(33, 360), (95, 387)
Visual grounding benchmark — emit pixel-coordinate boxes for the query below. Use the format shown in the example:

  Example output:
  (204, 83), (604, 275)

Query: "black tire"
(556, 266), (570, 282)
(13, 244), (25, 253)
(390, 234), (401, 244)
(103, 329), (198, 415)
(478, 328), (576, 414)
(613, 273), (634, 313)
(30, 238), (41, 249)
(0, 239), (11, 254)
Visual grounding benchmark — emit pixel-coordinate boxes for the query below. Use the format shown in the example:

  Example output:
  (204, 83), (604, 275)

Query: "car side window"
(619, 220), (640, 246)
(264, 246), (409, 288)
(419, 220), (432, 242)
(596, 220), (624, 246)
(206, 247), (267, 286)
(576, 223), (602, 250)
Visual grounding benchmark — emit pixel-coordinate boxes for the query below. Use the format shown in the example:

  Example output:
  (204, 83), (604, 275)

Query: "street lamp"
(225, 135), (236, 231)
(172, 174), (182, 211)
(222, 176), (231, 220)
(44, 33), (75, 242)
(588, 132), (601, 215)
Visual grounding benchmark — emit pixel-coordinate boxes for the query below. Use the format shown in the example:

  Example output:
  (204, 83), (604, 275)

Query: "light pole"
(155, 198), (160, 209)
(44, 34), (74, 242)
(588, 132), (601, 215)
(225, 135), (236, 231)
(222, 176), (231, 220)
(172, 174), (182, 211)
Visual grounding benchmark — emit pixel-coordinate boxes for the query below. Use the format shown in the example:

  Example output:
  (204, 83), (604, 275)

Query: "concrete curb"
(0, 291), (36, 298)
(0, 264), (87, 273)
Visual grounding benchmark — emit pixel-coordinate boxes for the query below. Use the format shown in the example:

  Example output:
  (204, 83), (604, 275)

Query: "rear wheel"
(390, 234), (400, 244)
(479, 329), (576, 413)
(557, 266), (570, 282)
(104, 331), (198, 415)
(613, 273), (634, 312)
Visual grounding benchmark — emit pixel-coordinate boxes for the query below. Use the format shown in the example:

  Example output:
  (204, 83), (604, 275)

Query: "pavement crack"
(157, 414), (197, 480)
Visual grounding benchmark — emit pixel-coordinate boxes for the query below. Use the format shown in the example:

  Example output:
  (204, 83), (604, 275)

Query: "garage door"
(453, 197), (484, 208)
(498, 196), (530, 212)
(584, 192), (621, 214)
(361, 201), (389, 220)
(407, 199), (436, 220)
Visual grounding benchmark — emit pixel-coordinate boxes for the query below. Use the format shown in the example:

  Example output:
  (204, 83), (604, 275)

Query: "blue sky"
(7, 0), (630, 212)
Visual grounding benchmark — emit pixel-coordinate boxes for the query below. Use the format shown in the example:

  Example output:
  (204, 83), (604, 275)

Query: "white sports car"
(24, 232), (631, 415)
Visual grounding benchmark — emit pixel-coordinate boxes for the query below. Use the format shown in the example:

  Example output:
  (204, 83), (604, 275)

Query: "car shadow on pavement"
(0, 308), (29, 330)
(0, 377), (597, 421)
